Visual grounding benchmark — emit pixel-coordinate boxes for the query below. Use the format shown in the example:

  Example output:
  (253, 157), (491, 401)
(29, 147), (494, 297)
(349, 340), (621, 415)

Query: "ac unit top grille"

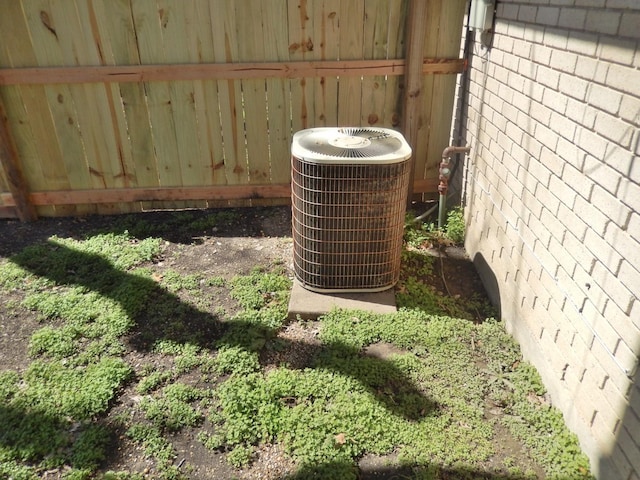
(292, 127), (411, 164)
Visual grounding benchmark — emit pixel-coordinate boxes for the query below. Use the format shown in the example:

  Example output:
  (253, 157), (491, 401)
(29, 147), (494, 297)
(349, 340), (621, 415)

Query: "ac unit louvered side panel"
(291, 156), (410, 292)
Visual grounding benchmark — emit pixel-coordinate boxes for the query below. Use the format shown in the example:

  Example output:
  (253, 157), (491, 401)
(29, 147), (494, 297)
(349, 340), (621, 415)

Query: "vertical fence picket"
(55, 0), (136, 214)
(191, 0), (228, 193)
(406, 0), (439, 196)
(0, 4), (47, 214)
(161, 1), (207, 209)
(312, 0), (340, 127)
(414, 0), (466, 195)
(97, 0), (160, 212)
(131, 0), (187, 209)
(0, 94), (37, 221)
(288, 0), (314, 132)
(262, 1), (293, 185)
(18, 1), (79, 216)
(236, 0), (271, 186)
(210, 2), (248, 187)
(78, 0), (146, 214)
(337, 1), (365, 126)
(361, 0), (390, 128)
(382, 0), (407, 130)
(425, 0), (467, 183)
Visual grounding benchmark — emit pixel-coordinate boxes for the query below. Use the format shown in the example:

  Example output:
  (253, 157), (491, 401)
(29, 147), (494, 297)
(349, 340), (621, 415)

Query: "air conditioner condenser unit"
(291, 127), (412, 293)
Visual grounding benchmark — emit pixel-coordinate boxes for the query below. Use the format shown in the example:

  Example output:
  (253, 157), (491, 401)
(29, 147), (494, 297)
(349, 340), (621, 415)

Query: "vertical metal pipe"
(438, 194), (447, 229)
(438, 146), (471, 229)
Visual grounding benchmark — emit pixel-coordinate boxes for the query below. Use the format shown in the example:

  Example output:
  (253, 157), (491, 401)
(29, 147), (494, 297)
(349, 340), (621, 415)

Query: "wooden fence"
(0, 0), (466, 220)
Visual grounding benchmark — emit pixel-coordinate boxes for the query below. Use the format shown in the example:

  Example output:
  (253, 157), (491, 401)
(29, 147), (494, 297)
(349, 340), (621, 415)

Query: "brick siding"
(459, 1), (640, 478)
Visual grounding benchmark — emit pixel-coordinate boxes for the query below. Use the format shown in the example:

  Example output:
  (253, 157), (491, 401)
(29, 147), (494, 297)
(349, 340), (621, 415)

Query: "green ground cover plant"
(0, 210), (592, 479)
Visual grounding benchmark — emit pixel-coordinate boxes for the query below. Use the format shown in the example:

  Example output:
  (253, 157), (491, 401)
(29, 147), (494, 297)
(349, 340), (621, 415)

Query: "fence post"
(0, 97), (37, 221)
(402, 0), (428, 208)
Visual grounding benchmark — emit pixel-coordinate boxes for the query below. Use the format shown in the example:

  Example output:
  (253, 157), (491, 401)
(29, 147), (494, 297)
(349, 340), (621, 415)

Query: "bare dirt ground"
(0, 205), (544, 479)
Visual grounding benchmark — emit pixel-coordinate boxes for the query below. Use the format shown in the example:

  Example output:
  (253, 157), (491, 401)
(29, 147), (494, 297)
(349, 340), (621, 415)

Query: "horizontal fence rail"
(0, 59), (464, 85)
(0, 0), (466, 220)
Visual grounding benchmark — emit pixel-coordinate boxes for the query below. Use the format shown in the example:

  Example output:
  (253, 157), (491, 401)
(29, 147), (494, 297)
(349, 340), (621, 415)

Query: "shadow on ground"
(9, 237), (432, 421)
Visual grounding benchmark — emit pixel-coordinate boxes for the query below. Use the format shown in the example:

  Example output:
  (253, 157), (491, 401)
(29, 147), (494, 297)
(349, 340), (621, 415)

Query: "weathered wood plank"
(97, 0), (159, 198)
(288, 0), (314, 131)
(237, 0), (271, 186)
(0, 3), (52, 215)
(0, 176), (437, 209)
(0, 85), (53, 217)
(415, 0), (442, 190)
(191, 0), (227, 189)
(0, 205), (18, 218)
(337, 1), (365, 126)
(361, 0), (390, 128)
(310, 0), (339, 127)
(422, 0), (466, 185)
(0, 59), (464, 85)
(27, 184), (293, 205)
(382, 0), (407, 129)
(160, 1), (206, 209)
(402, 0), (429, 203)
(17, 0), (77, 216)
(51, 0), (129, 214)
(263, 1), (292, 184)
(78, 0), (141, 213)
(131, 0), (185, 211)
(0, 95), (37, 220)
(210, 2), (248, 186)
(0, 153), (8, 195)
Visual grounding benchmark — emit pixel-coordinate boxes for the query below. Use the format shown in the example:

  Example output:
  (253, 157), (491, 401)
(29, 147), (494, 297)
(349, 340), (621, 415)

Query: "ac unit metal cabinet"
(291, 127), (412, 293)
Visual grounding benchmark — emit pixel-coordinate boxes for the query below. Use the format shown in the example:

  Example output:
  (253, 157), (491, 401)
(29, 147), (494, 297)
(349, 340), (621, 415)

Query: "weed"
(185, 211), (238, 231)
(214, 345), (261, 376)
(140, 383), (205, 432)
(502, 363), (592, 478)
(28, 325), (78, 358)
(207, 275), (227, 287)
(159, 269), (203, 294)
(445, 206), (465, 244)
(0, 371), (19, 402)
(404, 216), (437, 249)
(125, 424), (185, 479)
(405, 206), (465, 246)
(400, 249), (434, 277)
(0, 258), (52, 292)
(102, 471), (145, 480)
(137, 370), (173, 394)
(22, 358), (131, 419)
(106, 210), (239, 239)
(474, 321), (592, 478)
(0, 404), (69, 468)
(227, 445), (254, 468)
(70, 423), (111, 470)
(230, 266), (291, 312)
(475, 318), (522, 374)
(0, 460), (39, 480)
(396, 276), (448, 314)
(207, 307), (494, 471)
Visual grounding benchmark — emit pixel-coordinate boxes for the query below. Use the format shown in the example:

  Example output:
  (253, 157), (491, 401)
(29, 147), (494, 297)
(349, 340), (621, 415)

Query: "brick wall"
(459, 1), (639, 478)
